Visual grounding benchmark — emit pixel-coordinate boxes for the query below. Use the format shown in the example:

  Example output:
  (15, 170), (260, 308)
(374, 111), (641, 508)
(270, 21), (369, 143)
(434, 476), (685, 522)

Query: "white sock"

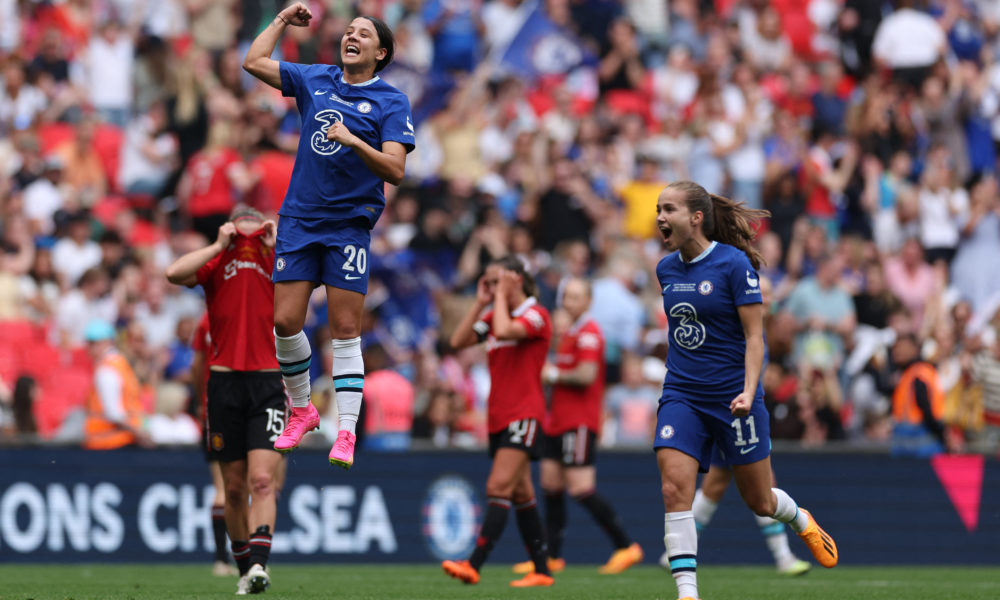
(771, 488), (809, 532)
(664, 511), (698, 599)
(332, 337), (364, 435)
(275, 329), (312, 409)
(691, 489), (718, 533)
(755, 513), (793, 565)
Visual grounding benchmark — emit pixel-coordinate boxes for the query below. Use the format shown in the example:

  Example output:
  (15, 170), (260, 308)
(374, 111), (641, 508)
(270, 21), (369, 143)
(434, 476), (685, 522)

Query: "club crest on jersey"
(660, 425), (675, 440)
(698, 280), (714, 295)
(211, 433), (224, 451)
(357, 101), (372, 114)
(276, 257), (286, 271)
(746, 270), (759, 287)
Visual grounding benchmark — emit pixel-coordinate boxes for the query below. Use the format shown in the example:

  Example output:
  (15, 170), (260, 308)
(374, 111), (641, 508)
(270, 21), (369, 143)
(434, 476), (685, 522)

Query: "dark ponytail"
(665, 180), (770, 269)
(490, 255), (538, 299)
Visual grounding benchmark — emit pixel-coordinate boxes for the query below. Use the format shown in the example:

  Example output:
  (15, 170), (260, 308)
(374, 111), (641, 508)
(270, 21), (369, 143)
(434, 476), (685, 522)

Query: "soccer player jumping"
(653, 181), (838, 600)
(243, 3), (414, 468)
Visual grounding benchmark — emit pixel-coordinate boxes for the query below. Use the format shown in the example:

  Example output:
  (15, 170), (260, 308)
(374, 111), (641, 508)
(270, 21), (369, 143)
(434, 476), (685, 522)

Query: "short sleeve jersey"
(657, 242), (763, 400)
(546, 317), (606, 434)
(196, 231), (278, 371)
(278, 62), (415, 227)
(476, 297), (552, 433)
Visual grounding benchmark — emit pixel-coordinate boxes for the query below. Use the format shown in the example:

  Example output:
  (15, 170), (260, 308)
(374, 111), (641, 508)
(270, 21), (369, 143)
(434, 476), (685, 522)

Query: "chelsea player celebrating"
(243, 4), (414, 468)
(653, 181), (837, 600)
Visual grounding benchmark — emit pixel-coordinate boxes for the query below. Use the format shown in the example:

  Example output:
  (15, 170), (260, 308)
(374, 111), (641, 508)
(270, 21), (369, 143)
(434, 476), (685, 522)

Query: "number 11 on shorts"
(730, 415), (759, 447)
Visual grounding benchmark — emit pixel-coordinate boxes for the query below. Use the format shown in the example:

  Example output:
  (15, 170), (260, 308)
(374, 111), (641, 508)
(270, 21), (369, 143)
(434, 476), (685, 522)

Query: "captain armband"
(473, 321), (490, 343)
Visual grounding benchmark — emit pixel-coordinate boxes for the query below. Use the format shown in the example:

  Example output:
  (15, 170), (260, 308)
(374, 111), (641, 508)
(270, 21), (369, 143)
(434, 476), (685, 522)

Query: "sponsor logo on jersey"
(276, 257), (286, 272)
(660, 425), (675, 440)
(524, 309), (544, 329)
(662, 283), (672, 293)
(357, 101), (372, 113)
(422, 475), (481, 560)
(746, 270), (759, 287)
(329, 93), (355, 108)
(698, 280), (714, 295)
(314, 89), (328, 95)
(311, 109), (344, 156)
(577, 332), (600, 349)
(740, 445), (757, 455)
(669, 302), (707, 350)
(345, 273), (361, 281)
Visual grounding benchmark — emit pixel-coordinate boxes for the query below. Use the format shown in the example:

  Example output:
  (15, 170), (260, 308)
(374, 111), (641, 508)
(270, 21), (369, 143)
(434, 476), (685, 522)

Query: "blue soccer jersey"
(278, 62), (415, 227)
(656, 241), (764, 400)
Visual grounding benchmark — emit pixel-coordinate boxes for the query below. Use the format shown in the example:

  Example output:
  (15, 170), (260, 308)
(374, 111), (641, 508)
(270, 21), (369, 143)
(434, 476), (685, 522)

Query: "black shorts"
(543, 427), (598, 466)
(488, 418), (542, 460)
(206, 370), (287, 462)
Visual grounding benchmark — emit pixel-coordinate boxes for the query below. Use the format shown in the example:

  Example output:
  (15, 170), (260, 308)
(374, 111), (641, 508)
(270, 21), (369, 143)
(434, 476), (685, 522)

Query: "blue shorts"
(654, 391), (771, 472)
(273, 215), (371, 294)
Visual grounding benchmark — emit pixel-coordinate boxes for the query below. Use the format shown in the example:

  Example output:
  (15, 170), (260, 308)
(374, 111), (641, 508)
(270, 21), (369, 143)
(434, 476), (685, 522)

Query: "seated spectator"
(360, 345), (416, 452)
(52, 210), (102, 288)
(601, 352), (658, 448)
(147, 381), (200, 445)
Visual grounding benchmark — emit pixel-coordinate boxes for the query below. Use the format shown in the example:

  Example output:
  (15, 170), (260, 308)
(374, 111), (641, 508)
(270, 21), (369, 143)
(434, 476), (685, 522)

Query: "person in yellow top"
(83, 319), (150, 450)
(617, 155), (667, 239)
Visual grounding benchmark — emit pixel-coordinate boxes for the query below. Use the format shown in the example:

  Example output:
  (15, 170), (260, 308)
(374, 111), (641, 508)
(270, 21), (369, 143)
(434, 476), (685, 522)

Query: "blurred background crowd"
(2, 0), (1000, 456)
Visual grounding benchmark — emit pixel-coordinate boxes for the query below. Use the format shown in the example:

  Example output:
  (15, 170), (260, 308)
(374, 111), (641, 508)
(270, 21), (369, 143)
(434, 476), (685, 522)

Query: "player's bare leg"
(245, 449), (285, 593)
(732, 457), (838, 568)
(220, 459), (251, 593)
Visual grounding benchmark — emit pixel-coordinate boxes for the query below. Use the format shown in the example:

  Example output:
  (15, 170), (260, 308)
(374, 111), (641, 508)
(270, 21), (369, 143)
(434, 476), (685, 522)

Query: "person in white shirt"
(872, 1), (946, 90)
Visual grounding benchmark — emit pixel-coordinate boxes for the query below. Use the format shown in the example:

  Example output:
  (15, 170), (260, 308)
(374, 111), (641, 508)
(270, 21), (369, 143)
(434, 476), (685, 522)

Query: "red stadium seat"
(35, 366), (92, 438)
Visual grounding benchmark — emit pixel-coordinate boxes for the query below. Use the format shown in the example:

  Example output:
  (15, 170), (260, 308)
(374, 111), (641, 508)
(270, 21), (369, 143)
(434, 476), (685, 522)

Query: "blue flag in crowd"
(498, 3), (593, 82)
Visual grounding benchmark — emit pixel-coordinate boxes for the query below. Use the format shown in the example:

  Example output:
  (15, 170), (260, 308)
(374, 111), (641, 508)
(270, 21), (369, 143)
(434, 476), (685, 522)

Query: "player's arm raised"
(491, 269), (529, 340)
(242, 2), (313, 90)
(450, 274), (494, 350)
(165, 223), (235, 287)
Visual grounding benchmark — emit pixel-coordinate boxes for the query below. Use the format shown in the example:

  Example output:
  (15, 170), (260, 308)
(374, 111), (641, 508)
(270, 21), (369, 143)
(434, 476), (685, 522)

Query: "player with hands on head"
(653, 181), (838, 600)
(442, 256), (555, 588)
(166, 206), (285, 595)
(243, 2), (415, 468)
(513, 277), (643, 576)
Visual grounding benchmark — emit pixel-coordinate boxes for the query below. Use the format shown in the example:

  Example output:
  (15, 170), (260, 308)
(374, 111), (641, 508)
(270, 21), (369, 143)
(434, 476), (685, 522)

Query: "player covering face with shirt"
(242, 4), (414, 469)
(653, 181), (839, 600)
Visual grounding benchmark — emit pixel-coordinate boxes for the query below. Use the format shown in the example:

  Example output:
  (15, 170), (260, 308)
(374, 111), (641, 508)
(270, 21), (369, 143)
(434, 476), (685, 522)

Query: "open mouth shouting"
(659, 224), (674, 245)
(344, 42), (360, 57)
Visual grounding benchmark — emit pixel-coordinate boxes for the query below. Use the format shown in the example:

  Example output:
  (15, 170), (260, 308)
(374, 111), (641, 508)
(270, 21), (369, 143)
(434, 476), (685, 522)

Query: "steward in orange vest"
(82, 320), (147, 450)
(889, 334), (946, 457)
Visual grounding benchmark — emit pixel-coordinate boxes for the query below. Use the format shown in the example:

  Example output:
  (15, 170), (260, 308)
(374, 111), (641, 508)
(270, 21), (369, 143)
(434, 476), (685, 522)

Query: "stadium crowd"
(2, 0), (1000, 456)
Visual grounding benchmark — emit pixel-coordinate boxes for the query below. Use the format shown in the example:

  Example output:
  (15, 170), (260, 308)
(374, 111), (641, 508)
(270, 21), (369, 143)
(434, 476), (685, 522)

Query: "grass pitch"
(0, 564), (996, 600)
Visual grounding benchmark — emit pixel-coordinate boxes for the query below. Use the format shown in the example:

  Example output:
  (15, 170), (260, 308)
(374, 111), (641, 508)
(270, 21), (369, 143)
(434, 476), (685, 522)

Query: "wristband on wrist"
(276, 15), (289, 25)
